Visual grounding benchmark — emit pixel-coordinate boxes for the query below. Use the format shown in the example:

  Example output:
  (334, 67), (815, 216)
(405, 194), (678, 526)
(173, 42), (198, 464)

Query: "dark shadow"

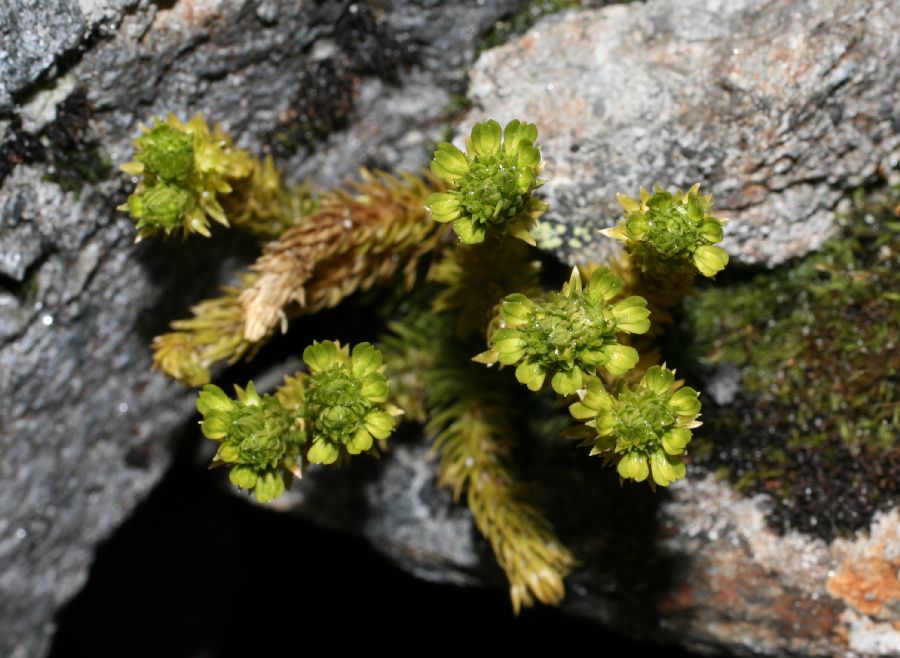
(49, 416), (703, 657)
(132, 228), (259, 344)
(522, 425), (692, 644)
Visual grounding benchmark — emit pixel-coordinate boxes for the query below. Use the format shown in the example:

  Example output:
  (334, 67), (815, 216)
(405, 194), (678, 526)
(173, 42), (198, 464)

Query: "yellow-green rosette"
(302, 341), (401, 465)
(475, 267), (650, 396)
(196, 381), (305, 502)
(602, 184), (729, 278)
(426, 119), (547, 245)
(120, 114), (253, 239)
(568, 366), (702, 487)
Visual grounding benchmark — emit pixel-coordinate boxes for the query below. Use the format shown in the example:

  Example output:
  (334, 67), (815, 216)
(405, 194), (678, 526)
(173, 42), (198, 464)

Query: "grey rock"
(274, 443), (484, 587)
(360, 445), (483, 586)
(3, 0), (898, 656)
(280, 442), (900, 657)
(0, 1), (526, 656)
(0, 0), (85, 110)
(467, 0), (900, 267)
(0, 0), (139, 110)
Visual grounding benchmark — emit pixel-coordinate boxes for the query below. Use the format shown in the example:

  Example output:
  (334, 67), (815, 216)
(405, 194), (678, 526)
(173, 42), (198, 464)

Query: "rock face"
(2, 1), (898, 657)
(0, 2), (526, 656)
(467, 0), (900, 267)
(278, 442), (900, 657)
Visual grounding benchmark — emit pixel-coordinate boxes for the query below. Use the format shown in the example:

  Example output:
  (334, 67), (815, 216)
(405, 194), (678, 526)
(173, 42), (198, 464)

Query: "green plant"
(427, 119), (545, 245)
(474, 266), (650, 395)
(298, 340), (401, 464)
(568, 366), (701, 487)
(121, 113), (729, 610)
(603, 185), (728, 278)
(197, 381), (303, 503)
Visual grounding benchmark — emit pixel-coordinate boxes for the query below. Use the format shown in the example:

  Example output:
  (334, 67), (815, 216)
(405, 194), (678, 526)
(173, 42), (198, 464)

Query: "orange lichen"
(827, 555), (900, 619)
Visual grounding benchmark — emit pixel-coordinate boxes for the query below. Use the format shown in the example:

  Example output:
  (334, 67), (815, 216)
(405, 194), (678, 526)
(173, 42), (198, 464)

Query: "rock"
(704, 363), (742, 407)
(277, 441), (900, 657)
(467, 0), (900, 267)
(3, 0), (897, 656)
(273, 442), (484, 587)
(0, 2), (527, 656)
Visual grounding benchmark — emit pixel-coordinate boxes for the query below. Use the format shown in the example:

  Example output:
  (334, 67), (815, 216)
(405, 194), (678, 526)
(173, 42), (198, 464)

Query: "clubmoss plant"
(426, 119), (546, 245)
(603, 184), (729, 325)
(431, 236), (542, 338)
(297, 341), (401, 465)
(602, 184), (728, 278)
(197, 381), (304, 503)
(121, 114), (310, 241)
(121, 115), (251, 238)
(122, 112), (727, 610)
(568, 366), (701, 487)
(474, 266), (650, 395)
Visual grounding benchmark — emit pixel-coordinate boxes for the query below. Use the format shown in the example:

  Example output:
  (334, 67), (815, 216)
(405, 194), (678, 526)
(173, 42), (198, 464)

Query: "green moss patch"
(2, 88), (111, 195)
(681, 186), (899, 540)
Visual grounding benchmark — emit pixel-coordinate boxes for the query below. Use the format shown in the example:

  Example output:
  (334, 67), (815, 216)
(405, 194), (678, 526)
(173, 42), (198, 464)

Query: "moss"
(266, 5), (416, 160)
(444, 93), (472, 118)
(334, 3), (417, 81)
(266, 59), (356, 160)
(0, 88), (111, 195)
(479, 1), (584, 53)
(46, 143), (112, 195)
(0, 115), (43, 185)
(43, 89), (112, 195)
(681, 185), (899, 540)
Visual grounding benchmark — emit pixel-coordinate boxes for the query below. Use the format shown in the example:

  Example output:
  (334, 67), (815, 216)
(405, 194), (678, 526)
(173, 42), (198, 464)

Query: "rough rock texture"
(276, 442), (900, 657)
(3, 0), (898, 657)
(0, 2), (526, 656)
(467, 0), (900, 266)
